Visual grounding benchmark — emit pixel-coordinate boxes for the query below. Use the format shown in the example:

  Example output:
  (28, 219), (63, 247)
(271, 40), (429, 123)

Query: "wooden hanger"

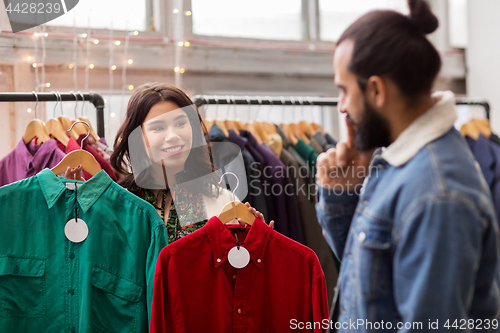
(311, 122), (325, 135)
(224, 120), (239, 134)
(290, 123), (309, 144)
(253, 120), (271, 144)
(203, 119), (214, 132)
(472, 118), (492, 138)
(280, 123), (298, 146)
(23, 91), (51, 144)
(217, 172), (256, 225)
(244, 122), (263, 144)
(51, 121), (102, 176)
(263, 122), (278, 134)
(46, 118), (70, 146)
(299, 120), (315, 137)
(59, 116), (80, 140)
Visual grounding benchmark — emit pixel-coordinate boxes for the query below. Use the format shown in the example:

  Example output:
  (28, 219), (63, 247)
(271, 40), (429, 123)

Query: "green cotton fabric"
(295, 138), (319, 175)
(0, 169), (168, 333)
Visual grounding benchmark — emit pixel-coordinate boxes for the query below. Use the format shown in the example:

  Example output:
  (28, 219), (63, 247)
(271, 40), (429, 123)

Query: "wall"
(467, 0), (500, 132)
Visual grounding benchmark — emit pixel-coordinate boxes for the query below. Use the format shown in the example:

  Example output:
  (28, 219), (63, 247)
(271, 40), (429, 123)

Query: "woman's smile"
(162, 145), (185, 156)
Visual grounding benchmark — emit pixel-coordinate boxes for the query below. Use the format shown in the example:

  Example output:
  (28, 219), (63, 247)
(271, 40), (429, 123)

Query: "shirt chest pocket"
(352, 216), (393, 301)
(90, 265), (143, 333)
(0, 256), (46, 318)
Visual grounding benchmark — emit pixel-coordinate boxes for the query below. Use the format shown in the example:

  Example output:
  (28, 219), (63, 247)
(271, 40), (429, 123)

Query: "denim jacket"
(316, 91), (500, 332)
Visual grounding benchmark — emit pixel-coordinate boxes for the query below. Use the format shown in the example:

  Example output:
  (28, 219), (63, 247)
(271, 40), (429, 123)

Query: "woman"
(67, 83), (272, 243)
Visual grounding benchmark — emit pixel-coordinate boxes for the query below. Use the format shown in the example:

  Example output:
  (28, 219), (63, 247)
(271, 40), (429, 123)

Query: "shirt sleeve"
(147, 223), (168, 330)
(315, 185), (358, 260)
(312, 275), (329, 333)
(393, 198), (500, 331)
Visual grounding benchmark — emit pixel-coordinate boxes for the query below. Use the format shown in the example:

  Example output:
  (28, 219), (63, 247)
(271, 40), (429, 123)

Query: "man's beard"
(348, 97), (392, 153)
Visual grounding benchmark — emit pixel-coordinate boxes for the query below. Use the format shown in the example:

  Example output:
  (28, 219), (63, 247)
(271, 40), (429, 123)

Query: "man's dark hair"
(338, 0), (441, 100)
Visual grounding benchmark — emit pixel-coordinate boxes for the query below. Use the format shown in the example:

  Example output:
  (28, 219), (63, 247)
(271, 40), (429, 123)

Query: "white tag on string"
(228, 246), (250, 269)
(65, 182), (82, 190)
(64, 218), (89, 243)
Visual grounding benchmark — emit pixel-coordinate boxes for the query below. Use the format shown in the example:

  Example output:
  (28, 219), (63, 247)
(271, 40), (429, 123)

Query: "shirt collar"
(37, 168), (112, 212)
(204, 215), (272, 269)
(14, 138), (61, 171)
(381, 90), (457, 166)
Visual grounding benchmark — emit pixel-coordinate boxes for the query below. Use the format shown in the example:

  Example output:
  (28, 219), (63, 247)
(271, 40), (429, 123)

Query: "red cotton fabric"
(151, 216), (329, 333)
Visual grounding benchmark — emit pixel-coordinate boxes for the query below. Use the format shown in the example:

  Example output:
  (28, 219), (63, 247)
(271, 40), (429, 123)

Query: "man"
(315, 0), (500, 332)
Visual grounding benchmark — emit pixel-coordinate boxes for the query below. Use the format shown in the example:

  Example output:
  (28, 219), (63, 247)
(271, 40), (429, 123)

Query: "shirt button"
(232, 275), (236, 280)
(69, 253), (75, 259)
(237, 308), (242, 314)
(216, 258), (221, 263)
(358, 232), (366, 243)
(68, 289), (75, 295)
(13, 266), (19, 274)
(257, 259), (261, 263)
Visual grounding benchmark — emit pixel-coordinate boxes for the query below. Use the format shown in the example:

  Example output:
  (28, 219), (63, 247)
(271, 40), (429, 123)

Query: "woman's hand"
(63, 165), (85, 181)
(237, 202), (275, 229)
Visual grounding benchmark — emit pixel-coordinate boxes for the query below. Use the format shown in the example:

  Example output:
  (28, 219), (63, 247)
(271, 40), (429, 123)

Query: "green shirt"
(295, 138), (319, 175)
(0, 169), (168, 333)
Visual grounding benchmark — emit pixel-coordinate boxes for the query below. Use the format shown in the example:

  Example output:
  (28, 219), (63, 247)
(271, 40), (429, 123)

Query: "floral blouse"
(133, 187), (209, 244)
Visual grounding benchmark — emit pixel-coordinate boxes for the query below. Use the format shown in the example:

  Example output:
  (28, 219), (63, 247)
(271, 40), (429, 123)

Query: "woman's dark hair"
(110, 83), (218, 196)
(337, 0), (441, 100)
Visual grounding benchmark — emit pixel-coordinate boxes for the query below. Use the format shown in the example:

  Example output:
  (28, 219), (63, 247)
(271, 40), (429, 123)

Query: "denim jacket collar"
(382, 90), (457, 167)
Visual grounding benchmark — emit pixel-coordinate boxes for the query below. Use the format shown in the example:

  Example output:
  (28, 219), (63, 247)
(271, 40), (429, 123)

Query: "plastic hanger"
(217, 172), (256, 225)
(51, 121), (102, 176)
(223, 95), (239, 134)
(23, 91), (51, 144)
(77, 92), (100, 141)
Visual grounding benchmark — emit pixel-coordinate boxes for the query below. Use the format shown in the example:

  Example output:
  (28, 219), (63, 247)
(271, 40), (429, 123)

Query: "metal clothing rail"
(193, 95), (491, 120)
(0, 92), (105, 137)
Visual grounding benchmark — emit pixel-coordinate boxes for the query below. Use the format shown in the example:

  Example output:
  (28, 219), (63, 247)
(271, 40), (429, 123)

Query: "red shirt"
(151, 216), (329, 333)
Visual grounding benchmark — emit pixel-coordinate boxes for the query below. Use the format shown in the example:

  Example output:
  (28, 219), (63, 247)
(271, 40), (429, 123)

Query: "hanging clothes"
(237, 130), (303, 243)
(0, 138), (65, 187)
(77, 134), (118, 181)
(151, 216), (329, 333)
(466, 134), (500, 222)
(0, 169), (168, 332)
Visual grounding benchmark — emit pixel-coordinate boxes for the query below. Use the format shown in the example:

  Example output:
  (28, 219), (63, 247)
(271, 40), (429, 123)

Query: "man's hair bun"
(407, 0), (439, 34)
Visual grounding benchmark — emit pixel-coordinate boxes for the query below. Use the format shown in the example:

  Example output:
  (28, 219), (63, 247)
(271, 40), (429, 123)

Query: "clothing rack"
(193, 95), (491, 120)
(0, 92), (105, 137)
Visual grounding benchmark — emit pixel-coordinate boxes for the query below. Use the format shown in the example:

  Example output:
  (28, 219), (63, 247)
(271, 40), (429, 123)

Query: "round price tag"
(228, 246), (250, 269)
(64, 218), (89, 243)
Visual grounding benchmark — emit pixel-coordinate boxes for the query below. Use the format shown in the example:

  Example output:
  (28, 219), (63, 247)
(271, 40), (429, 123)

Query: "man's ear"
(365, 76), (386, 109)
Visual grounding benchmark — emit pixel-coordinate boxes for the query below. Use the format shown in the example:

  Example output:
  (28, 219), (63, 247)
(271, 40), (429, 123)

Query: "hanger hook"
(267, 96), (273, 122)
(297, 97), (305, 121)
(69, 120), (91, 149)
(214, 95), (219, 119)
(226, 95), (231, 120)
(78, 91), (85, 117)
(245, 96), (251, 122)
(71, 91), (78, 119)
(280, 96), (285, 123)
(59, 91), (64, 116)
(218, 171), (239, 202)
(231, 96), (236, 119)
(255, 96), (262, 120)
(51, 91), (59, 118)
(31, 91), (38, 119)
(307, 96), (314, 123)
(290, 96), (296, 123)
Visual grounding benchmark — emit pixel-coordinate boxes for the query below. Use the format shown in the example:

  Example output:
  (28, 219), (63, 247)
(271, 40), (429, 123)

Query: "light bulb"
(81, 33), (87, 38)
(44, 33), (48, 37)
(173, 9), (179, 13)
(94, 39), (99, 44)
(185, 41), (190, 47)
(174, 67), (179, 72)
(128, 85), (134, 90)
(69, 63), (74, 69)
(115, 41), (121, 46)
(128, 59), (133, 65)
(179, 68), (185, 74)
(27, 108), (32, 113)
(111, 65), (117, 70)
(32, 63), (37, 68)
(27, 56), (31, 60)
(89, 64), (94, 69)
(110, 112), (116, 118)
(46, 83), (50, 87)
(185, 11), (192, 16)
(133, 31), (139, 36)
(178, 41), (184, 47)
